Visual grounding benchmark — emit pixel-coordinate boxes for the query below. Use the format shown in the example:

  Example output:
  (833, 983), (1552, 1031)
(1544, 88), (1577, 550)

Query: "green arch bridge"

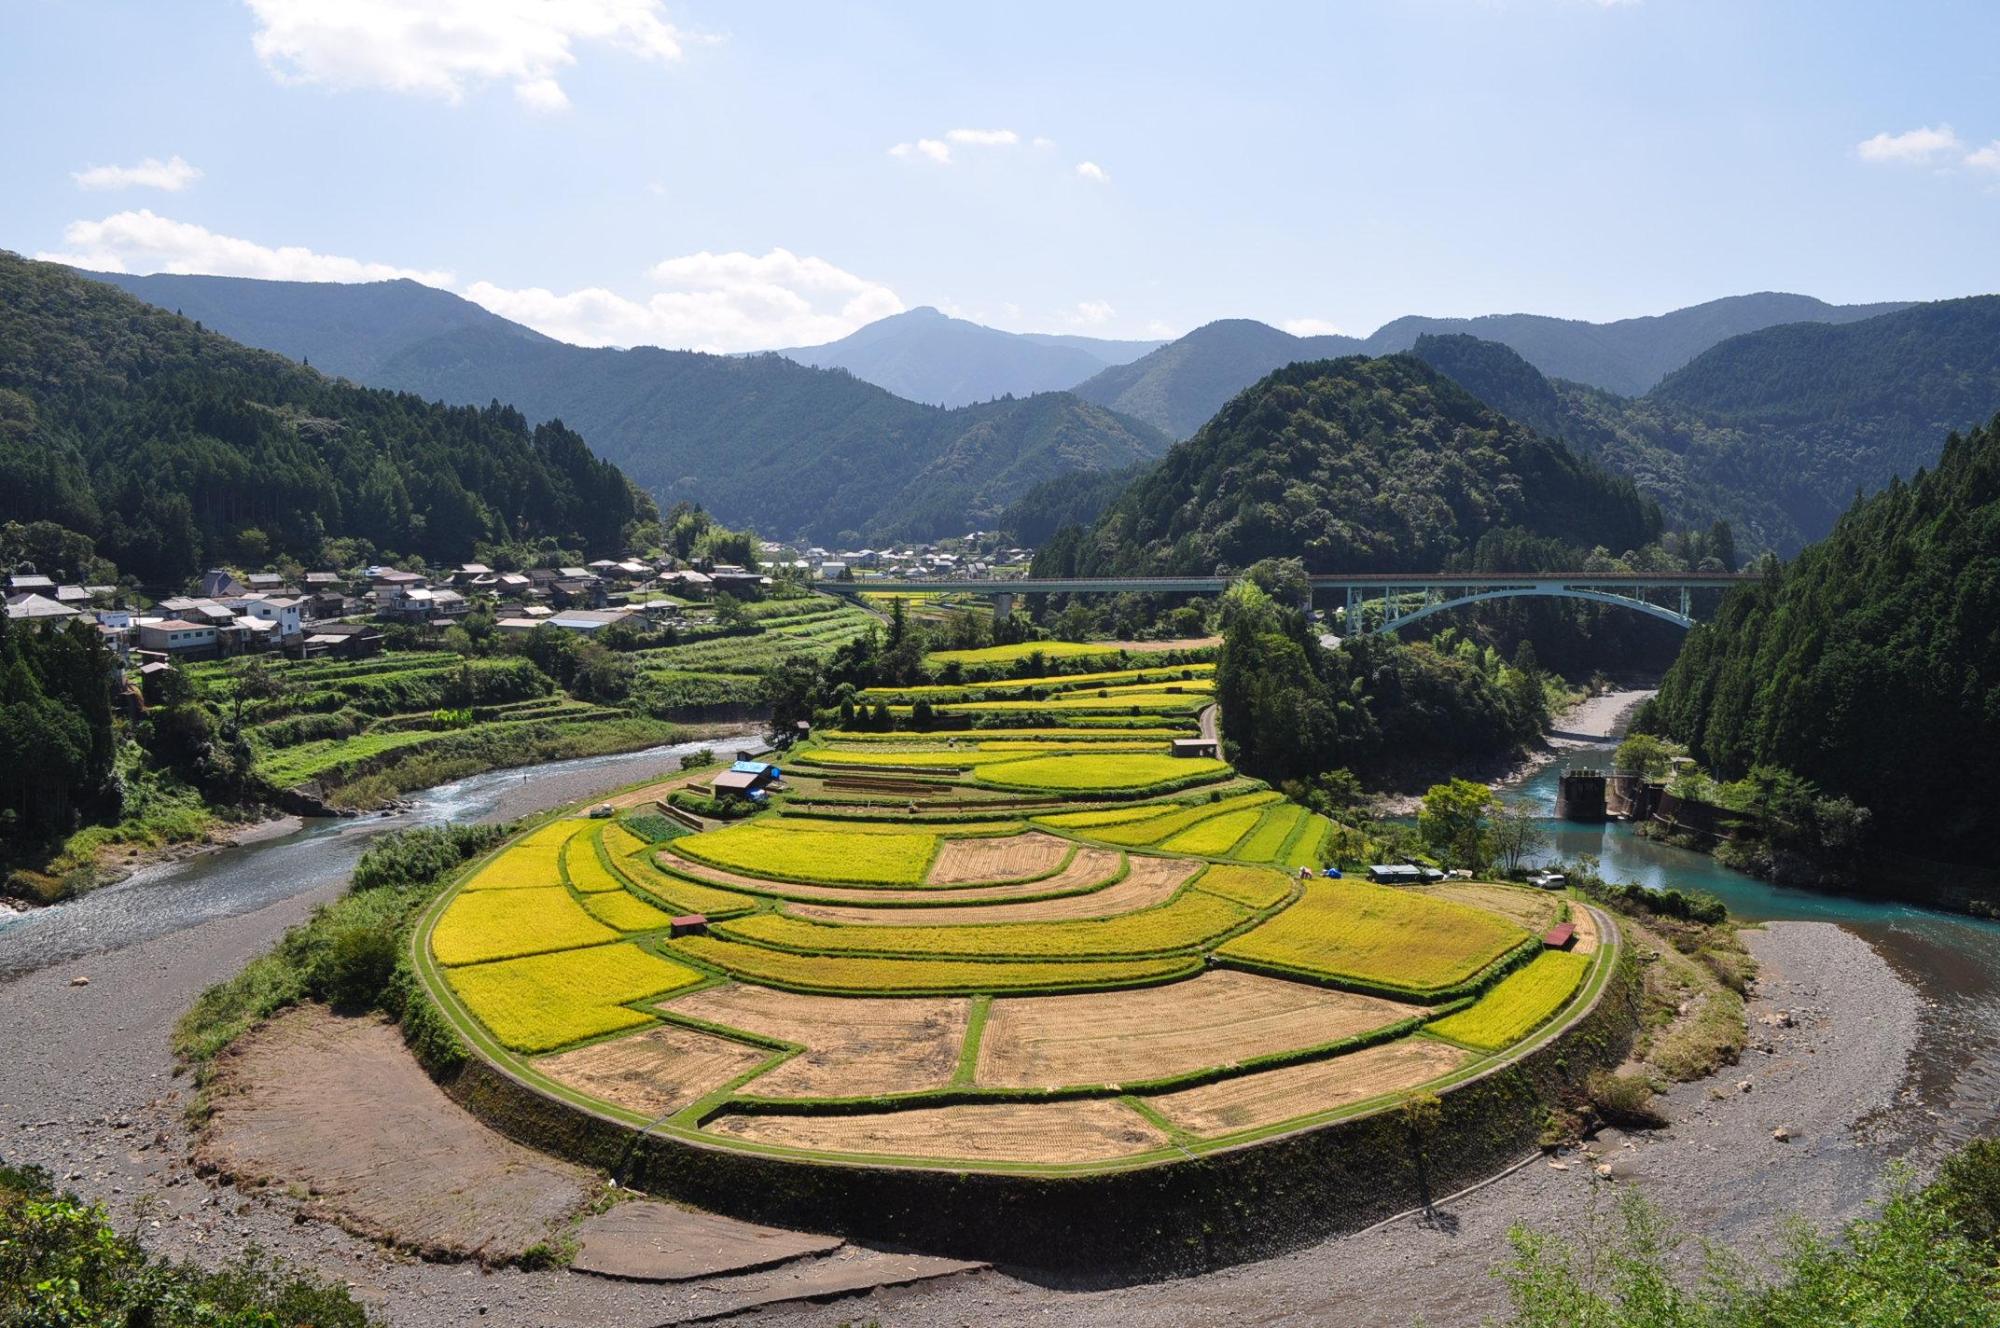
(818, 571), (1754, 634)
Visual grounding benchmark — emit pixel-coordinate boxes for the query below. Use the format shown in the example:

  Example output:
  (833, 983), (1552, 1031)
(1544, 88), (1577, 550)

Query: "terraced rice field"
(420, 726), (1612, 1172)
(1216, 879), (1532, 999)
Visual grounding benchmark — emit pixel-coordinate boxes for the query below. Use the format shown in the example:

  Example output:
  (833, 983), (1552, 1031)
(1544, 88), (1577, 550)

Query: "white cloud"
(244, 0), (687, 111)
(35, 210), (453, 284)
(889, 138), (953, 165)
(1066, 300), (1115, 327)
(1281, 317), (1347, 337)
(1074, 160), (1109, 183)
(72, 155), (203, 192)
(946, 128), (1017, 146)
(1031, 136), (1055, 150)
(890, 127), (1022, 165)
(1965, 141), (2000, 172)
(1856, 124), (1962, 164)
(468, 248), (905, 352)
(1143, 319), (1177, 339)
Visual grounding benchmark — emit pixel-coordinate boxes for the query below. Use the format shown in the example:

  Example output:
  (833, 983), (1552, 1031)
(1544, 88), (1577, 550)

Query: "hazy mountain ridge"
(1073, 293), (1913, 439)
(772, 306), (1163, 407)
(73, 271), (1173, 543)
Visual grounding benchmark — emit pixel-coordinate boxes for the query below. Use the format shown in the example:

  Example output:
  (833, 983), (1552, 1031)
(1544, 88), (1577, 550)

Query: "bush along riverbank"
(1609, 730), (2000, 918)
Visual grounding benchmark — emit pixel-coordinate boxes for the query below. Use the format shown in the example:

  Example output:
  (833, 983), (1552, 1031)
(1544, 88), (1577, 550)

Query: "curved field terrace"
(414, 669), (1620, 1187)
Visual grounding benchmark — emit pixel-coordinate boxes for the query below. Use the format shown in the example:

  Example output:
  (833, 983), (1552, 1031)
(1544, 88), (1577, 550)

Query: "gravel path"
(716, 921), (1920, 1328)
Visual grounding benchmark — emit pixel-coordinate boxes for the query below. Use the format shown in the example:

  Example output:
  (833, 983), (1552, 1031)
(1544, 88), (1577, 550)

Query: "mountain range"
(1408, 296), (2000, 553)
(1071, 293), (1912, 438)
(83, 270), (1168, 544)
(771, 306), (1162, 408)
(76, 266), (1999, 556)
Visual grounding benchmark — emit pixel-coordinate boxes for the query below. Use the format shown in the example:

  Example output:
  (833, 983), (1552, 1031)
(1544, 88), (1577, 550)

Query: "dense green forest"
(0, 253), (651, 582)
(1214, 575), (1545, 788)
(1647, 416), (2000, 864)
(77, 270), (1171, 545)
(1049, 354), (1660, 577)
(1412, 298), (2000, 554)
(0, 613), (118, 840)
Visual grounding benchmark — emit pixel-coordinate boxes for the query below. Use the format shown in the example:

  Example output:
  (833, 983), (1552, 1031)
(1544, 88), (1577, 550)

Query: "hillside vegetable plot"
(444, 943), (704, 1053)
(1217, 880), (1529, 998)
(432, 887), (619, 966)
(1427, 950), (1590, 1049)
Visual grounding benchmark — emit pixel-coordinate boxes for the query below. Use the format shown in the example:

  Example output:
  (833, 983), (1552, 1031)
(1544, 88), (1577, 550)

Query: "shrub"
(316, 921), (399, 1012)
(1586, 1069), (1668, 1128)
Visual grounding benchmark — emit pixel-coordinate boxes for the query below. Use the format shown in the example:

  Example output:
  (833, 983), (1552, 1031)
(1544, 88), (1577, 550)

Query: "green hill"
(0, 253), (648, 582)
(1648, 415), (2000, 864)
(77, 271), (1169, 543)
(1410, 301), (2000, 554)
(1053, 354), (1660, 576)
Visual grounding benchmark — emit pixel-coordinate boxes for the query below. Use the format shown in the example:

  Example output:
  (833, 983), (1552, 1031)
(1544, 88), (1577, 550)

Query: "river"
(0, 731), (761, 983)
(1514, 728), (2000, 1155)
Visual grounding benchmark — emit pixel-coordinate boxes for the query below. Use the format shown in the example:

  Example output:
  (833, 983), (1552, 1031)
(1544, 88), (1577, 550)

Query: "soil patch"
(570, 1201), (843, 1282)
(666, 985), (970, 1098)
(791, 854), (1196, 925)
(197, 1005), (593, 1262)
(926, 832), (1071, 885)
(536, 1024), (771, 1118)
(703, 1098), (1168, 1164)
(1146, 1038), (1471, 1137)
(976, 970), (1421, 1090)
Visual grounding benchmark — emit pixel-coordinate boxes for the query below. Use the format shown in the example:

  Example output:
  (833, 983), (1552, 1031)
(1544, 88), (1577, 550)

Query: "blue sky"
(4, 1), (1997, 351)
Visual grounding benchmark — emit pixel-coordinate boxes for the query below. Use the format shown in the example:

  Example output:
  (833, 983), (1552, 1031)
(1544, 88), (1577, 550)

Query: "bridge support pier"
(992, 591), (1014, 621)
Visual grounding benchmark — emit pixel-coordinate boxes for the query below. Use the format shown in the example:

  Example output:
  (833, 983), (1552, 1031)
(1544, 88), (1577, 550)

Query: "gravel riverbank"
(727, 920), (1919, 1328)
(0, 909), (1918, 1328)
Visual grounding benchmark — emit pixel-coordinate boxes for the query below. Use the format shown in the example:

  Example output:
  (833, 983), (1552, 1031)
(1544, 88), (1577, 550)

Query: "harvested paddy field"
(928, 830), (1072, 884)
(535, 1023), (772, 1117)
(790, 854), (1195, 925)
(975, 970), (1424, 1089)
(1146, 1038), (1475, 1136)
(703, 1098), (1169, 1164)
(662, 843), (1127, 906)
(668, 986), (971, 1097)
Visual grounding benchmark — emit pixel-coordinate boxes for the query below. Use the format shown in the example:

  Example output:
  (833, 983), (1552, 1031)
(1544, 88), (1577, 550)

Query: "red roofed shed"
(1543, 922), (1576, 950)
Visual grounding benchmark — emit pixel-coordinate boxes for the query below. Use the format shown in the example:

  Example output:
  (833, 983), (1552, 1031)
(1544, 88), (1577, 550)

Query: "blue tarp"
(730, 760), (779, 776)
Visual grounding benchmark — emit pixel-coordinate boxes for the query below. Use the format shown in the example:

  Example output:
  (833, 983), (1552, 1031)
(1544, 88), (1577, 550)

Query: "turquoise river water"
(1516, 734), (2000, 1153)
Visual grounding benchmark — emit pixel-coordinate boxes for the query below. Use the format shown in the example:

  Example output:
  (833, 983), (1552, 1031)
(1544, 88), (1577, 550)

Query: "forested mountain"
(76, 270), (1170, 543)
(1647, 416), (2000, 863)
(83, 270), (550, 383)
(773, 306), (1161, 407)
(1070, 319), (1364, 438)
(1411, 301), (2000, 554)
(1046, 354), (1660, 577)
(1073, 295), (1911, 440)
(0, 253), (648, 582)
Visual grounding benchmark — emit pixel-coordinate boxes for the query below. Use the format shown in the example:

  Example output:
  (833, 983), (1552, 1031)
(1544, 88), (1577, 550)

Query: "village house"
(136, 618), (220, 659)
